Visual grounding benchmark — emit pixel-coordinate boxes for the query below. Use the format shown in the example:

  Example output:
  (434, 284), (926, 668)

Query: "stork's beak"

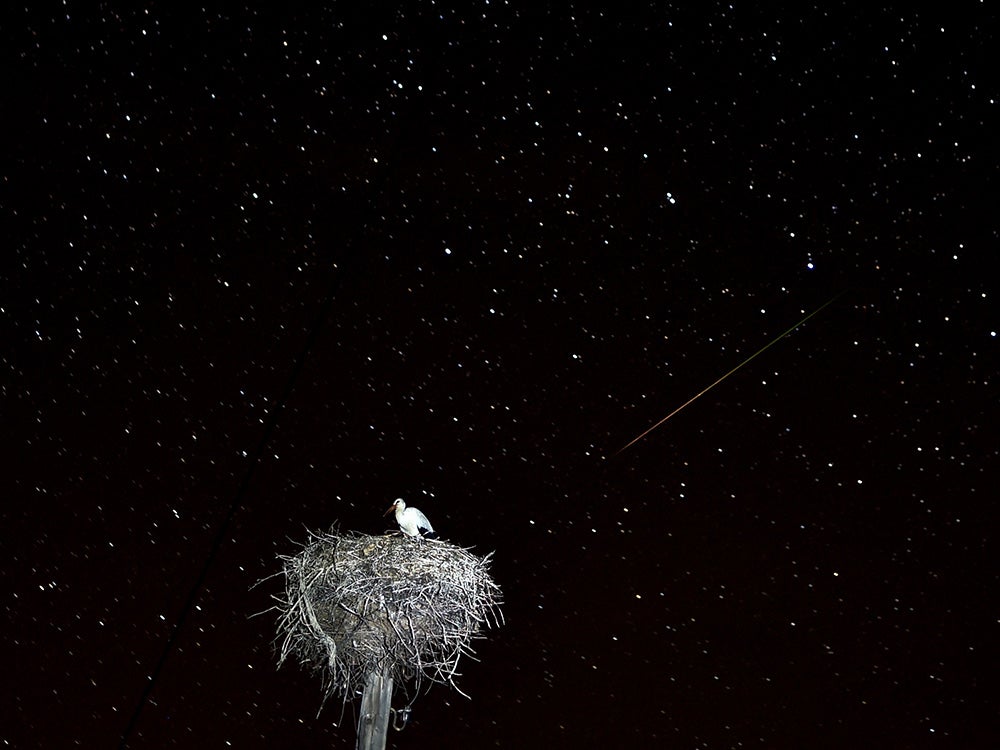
(383, 505), (395, 517)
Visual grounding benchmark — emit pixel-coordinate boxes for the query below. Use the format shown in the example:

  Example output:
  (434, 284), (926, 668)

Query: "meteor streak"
(613, 292), (843, 456)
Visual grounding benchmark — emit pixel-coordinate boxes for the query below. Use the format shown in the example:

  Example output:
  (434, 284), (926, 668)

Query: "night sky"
(5, 4), (998, 748)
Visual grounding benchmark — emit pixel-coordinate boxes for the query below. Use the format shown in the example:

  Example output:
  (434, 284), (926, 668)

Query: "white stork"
(384, 498), (437, 539)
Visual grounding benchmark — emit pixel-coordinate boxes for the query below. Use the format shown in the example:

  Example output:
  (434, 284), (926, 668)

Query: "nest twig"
(275, 530), (503, 704)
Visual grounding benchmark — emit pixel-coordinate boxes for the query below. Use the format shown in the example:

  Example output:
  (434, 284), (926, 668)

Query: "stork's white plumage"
(384, 498), (436, 538)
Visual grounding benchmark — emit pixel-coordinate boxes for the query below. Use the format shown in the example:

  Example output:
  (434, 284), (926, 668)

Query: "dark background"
(4, 3), (997, 748)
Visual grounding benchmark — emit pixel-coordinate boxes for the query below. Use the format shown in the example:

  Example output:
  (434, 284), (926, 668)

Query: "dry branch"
(276, 530), (503, 705)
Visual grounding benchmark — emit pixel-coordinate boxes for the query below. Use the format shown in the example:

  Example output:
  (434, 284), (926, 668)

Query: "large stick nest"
(276, 530), (503, 702)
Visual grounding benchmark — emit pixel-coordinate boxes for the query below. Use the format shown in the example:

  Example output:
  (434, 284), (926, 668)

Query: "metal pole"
(356, 671), (393, 750)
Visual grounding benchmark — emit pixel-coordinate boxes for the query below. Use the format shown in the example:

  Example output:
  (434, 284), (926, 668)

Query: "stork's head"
(384, 498), (405, 516)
